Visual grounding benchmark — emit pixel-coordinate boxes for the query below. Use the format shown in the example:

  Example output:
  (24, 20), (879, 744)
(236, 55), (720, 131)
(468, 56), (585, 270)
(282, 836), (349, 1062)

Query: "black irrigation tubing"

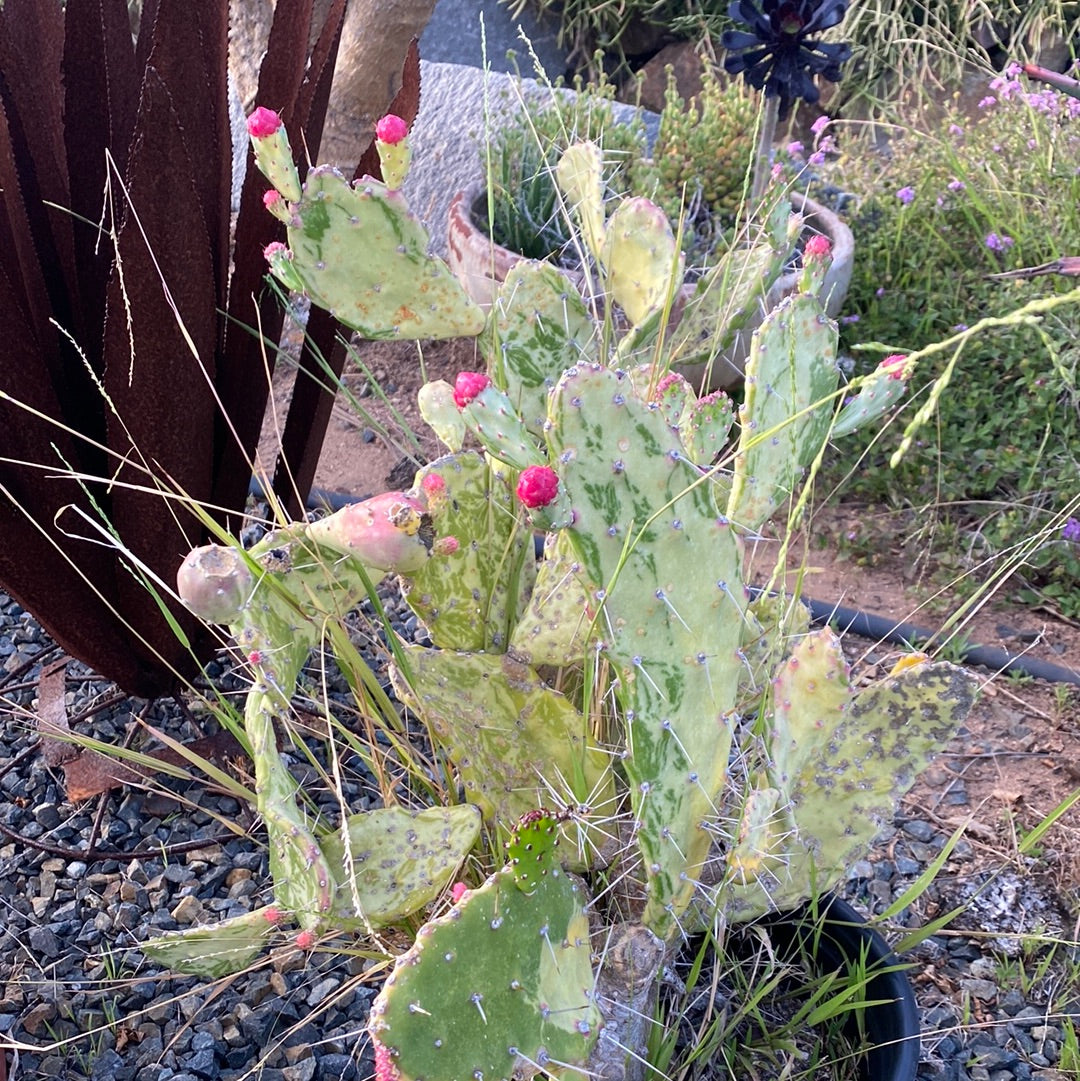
(251, 476), (1080, 688)
(767, 591), (1080, 687)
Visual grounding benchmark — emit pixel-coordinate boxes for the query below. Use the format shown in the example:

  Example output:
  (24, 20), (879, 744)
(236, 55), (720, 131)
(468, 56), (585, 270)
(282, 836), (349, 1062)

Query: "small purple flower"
(985, 232), (1014, 252)
(772, 162), (785, 181)
(952, 324), (968, 332)
(1064, 517), (1080, 543)
(787, 140), (804, 156)
(896, 186), (915, 205)
(875, 287), (886, 297)
(977, 95), (996, 109)
(949, 123), (964, 137)
(808, 150), (826, 166)
(811, 114), (831, 136)
(841, 314), (860, 324)
(947, 178), (965, 192)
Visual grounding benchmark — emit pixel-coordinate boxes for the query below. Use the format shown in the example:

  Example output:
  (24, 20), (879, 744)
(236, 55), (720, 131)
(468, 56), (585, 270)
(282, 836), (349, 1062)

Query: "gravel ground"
(1, 580), (1077, 1081)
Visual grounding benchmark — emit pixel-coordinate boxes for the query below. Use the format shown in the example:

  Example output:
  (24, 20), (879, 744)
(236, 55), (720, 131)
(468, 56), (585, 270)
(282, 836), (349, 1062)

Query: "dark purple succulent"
(722, 0), (852, 113)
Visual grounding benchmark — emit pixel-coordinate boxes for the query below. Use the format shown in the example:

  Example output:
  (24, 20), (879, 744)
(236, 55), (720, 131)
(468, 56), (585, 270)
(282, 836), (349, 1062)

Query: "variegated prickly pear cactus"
(171, 123), (948, 1081)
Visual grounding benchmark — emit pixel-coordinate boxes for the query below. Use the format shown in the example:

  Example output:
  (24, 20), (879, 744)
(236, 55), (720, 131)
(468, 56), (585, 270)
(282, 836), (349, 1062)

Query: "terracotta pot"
(447, 180), (854, 391)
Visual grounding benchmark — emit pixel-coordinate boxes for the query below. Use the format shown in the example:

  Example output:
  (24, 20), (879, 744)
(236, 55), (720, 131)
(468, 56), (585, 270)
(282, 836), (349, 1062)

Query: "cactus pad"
(324, 805), (481, 928)
(404, 453), (533, 651)
(282, 167), (485, 340)
(487, 262), (595, 436)
(726, 293), (839, 531)
(389, 645), (617, 854)
(547, 364), (745, 935)
(141, 906), (280, 979)
(721, 630), (976, 920)
(370, 867), (598, 1081)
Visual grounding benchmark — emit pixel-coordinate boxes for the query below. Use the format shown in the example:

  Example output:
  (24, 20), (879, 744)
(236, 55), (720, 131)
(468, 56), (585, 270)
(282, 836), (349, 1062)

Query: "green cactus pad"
(726, 293), (839, 532)
(721, 631), (976, 920)
(459, 381), (547, 472)
(685, 390), (735, 467)
(506, 809), (563, 894)
(405, 453), (533, 652)
(418, 380), (466, 452)
(508, 531), (594, 667)
(370, 867), (598, 1081)
(388, 645), (616, 860)
(487, 262), (595, 437)
(323, 805), (481, 928)
(141, 905), (280, 979)
(555, 141), (606, 263)
(601, 197), (684, 329)
(283, 167), (485, 340)
(831, 363), (908, 438)
(663, 234), (787, 374)
(546, 364), (745, 936)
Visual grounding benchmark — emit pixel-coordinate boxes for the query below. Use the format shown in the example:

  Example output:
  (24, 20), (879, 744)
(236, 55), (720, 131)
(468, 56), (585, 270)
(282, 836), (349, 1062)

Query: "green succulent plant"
(158, 109), (975, 1081)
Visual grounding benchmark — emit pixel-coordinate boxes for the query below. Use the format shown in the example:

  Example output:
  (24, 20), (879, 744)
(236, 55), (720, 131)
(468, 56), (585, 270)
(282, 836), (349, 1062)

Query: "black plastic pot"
(764, 895), (920, 1081)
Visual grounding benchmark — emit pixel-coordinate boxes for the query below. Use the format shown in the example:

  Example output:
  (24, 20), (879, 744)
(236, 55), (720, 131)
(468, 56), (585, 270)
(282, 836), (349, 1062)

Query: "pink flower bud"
(374, 1040), (398, 1081)
(450, 881), (468, 904)
(376, 114), (409, 145)
(295, 929), (316, 950)
(516, 466), (559, 509)
(452, 371), (491, 409)
(263, 906), (283, 923)
(248, 650), (263, 666)
(263, 189), (282, 209)
(421, 473), (446, 495)
(432, 536), (459, 556)
(804, 234), (832, 260)
(879, 354), (907, 380)
(247, 107), (283, 138)
(263, 241), (291, 262)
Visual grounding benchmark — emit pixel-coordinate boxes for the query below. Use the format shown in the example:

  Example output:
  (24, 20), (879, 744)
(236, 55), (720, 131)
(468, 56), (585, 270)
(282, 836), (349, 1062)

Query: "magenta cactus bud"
(432, 536), (459, 556)
(421, 473), (446, 494)
(452, 371), (491, 409)
(248, 650), (263, 666)
(376, 114), (408, 145)
(879, 354), (908, 380)
(247, 107), (282, 138)
(655, 373), (681, 397)
(374, 1040), (398, 1081)
(263, 189), (282, 209)
(295, 929), (316, 950)
(263, 906), (283, 923)
(516, 465), (560, 509)
(450, 881), (468, 904)
(804, 234), (832, 260)
(263, 240), (290, 262)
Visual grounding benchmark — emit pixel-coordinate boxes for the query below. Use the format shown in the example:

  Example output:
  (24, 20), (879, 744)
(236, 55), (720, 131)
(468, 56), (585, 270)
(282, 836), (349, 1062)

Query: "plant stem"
(750, 95), (780, 206)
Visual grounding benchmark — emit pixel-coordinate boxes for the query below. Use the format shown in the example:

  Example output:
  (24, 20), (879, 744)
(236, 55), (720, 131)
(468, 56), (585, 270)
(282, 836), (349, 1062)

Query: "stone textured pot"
(766, 894), (920, 1081)
(447, 179), (855, 390)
